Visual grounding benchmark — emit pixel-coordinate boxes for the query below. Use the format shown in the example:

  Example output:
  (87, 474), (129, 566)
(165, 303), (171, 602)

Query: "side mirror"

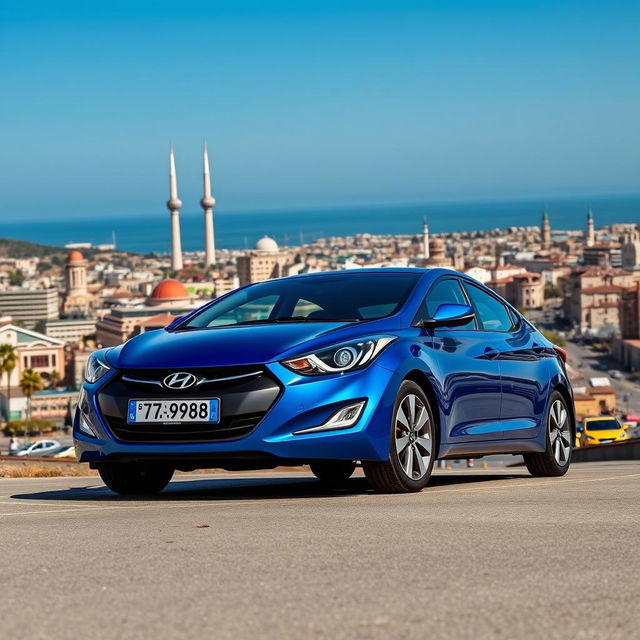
(420, 304), (475, 330)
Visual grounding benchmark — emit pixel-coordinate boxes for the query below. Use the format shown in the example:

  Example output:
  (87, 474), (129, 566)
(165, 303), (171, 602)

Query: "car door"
(29, 443), (44, 456)
(461, 281), (550, 439)
(415, 276), (503, 444)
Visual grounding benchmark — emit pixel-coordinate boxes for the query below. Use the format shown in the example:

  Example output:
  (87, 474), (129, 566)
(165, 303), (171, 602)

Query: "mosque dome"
(68, 250), (85, 263)
(255, 236), (279, 252)
(149, 279), (189, 305)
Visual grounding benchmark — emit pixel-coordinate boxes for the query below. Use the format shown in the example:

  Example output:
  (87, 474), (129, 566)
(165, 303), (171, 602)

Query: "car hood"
(108, 322), (354, 369)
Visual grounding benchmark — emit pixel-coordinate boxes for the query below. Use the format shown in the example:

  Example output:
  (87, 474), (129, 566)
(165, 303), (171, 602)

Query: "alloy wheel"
(394, 393), (432, 480)
(549, 399), (571, 466)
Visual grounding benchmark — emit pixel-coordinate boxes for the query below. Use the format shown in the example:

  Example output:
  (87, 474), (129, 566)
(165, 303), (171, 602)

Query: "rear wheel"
(523, 391), (572, 477)
(98, 463), (174, 496)
(309, 460), (356, 485)
(363, 381), (435, 493)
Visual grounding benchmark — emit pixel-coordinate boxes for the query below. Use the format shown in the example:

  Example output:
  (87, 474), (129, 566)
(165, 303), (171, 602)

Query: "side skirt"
(438, 438), (545, 460)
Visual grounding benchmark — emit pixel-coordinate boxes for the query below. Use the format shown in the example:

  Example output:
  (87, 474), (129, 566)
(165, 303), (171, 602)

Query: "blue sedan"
(75, 268), (573, 494)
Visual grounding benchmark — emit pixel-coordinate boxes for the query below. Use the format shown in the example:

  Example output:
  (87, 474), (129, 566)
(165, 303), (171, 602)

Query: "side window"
(463, 283), (513, 332)
(416, 278), (475, 330)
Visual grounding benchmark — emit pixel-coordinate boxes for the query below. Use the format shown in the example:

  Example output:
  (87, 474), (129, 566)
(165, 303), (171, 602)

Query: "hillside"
(0, 237), (67, 259)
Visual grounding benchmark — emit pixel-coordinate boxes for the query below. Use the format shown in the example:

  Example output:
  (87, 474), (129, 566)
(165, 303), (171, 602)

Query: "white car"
(16, 440), (61, 457)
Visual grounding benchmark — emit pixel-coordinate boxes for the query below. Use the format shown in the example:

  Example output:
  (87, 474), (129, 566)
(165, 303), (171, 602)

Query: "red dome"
(68, 250), (84, 263)
(150, 279), (189, 300)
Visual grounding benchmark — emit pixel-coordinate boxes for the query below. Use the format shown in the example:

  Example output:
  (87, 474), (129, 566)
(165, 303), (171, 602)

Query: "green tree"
(8, 270), (25, 286)
(544, 283), (562, 299)
(19, 368), (44, 434)
(0, 344), (17, 420)
(49, 369), (61, 389)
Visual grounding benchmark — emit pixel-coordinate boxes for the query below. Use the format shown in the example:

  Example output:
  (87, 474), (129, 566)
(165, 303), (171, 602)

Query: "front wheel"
(98, 463), (174, 496)
(363, 381), (435, 493)
(523, 391), (572, 477)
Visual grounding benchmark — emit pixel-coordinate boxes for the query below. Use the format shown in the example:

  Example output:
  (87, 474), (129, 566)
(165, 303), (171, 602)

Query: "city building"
(583, 244), (622, 268)
(0, 287), (59, 328)
(43, 317), (97, 344)
(562, 267), (639, 335)
(621, 227), (640, 271)
(0, 319), (65, 419)
(95, 279), (198, 347)
(63, 250), (99, 314)
(236, 237), (295, 285)
(487, 271), (543, 310)
(425, 237), (452, 267)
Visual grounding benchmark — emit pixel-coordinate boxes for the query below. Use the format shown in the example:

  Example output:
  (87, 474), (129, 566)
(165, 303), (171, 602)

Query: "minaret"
(423, 217), (430, 260)
(167, 145), (183, 271)
(541, 207), (551, 250)
(200, 143), (216, 267)
(586, 207), (595, 247)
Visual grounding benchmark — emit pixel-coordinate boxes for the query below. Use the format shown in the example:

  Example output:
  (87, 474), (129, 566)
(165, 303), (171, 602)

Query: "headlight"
(85, 353), (111, 383)
(282, 335), (397, 375)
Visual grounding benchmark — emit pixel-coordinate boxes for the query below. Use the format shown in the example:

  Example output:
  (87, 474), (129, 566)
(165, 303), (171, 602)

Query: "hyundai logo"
(163, 372), (198, 390)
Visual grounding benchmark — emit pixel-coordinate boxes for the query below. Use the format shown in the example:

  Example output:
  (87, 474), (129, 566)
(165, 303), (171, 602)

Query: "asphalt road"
(2, 462), (639, 640)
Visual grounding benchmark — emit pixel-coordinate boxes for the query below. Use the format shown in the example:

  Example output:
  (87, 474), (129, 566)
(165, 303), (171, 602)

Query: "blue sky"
(1, 0), (638, 221)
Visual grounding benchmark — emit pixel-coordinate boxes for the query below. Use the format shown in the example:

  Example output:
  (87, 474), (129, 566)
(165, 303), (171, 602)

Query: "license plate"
(600, 439), (613, 444)
(127, 399), (220, 424)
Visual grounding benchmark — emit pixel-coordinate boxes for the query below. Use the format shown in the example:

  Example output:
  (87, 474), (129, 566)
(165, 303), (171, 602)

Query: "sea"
(2, 195), (638, 254)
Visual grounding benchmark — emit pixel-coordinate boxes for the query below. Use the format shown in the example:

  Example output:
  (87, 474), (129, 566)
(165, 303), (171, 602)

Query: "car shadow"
(11, 471), (529, 503)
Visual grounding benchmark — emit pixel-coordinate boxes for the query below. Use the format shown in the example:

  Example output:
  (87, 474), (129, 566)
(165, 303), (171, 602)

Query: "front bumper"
(74, 361), (400, 466)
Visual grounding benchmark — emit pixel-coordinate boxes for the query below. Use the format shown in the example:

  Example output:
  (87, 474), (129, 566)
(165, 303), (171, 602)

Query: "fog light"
(293, 401), (366, 435)
(78, 413), (97, 438)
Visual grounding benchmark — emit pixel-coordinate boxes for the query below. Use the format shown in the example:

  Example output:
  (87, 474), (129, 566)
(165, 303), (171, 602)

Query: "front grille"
(104, 413), (265, 443)
(98, 365), (281, 444)
(118, 365), (265, 392)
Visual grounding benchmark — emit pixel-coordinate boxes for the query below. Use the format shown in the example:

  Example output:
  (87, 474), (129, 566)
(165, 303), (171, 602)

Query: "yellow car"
(580, 417), (629, 447)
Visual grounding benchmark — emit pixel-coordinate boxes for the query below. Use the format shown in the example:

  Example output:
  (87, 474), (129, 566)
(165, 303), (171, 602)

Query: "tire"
(98, 463), (174, 496)
(363, 380), (436, 493)
(523, 391), (572, 477)
(309, 460), (356, 485)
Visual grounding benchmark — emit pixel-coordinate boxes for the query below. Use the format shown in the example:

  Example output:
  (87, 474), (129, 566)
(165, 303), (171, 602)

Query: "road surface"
(2, 462), (639, 639)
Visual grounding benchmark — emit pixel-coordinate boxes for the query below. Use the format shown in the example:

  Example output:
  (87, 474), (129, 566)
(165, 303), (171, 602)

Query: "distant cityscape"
(0, 146), (639, 429)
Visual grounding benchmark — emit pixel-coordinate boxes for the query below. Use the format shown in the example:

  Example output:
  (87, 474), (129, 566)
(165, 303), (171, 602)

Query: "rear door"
(461, 281), (550, 439)
(415, 276), (503, 444)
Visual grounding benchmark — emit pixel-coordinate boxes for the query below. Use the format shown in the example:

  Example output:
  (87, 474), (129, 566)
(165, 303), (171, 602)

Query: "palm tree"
(0, 344), (17, 421)
(19, 368), (43, 438)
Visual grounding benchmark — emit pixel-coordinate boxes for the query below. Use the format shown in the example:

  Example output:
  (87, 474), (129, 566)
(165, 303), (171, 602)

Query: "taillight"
(553, 346), (567, 364)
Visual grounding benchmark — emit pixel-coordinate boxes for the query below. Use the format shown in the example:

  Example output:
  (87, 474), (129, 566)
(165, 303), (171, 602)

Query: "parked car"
(16, 439), (61, 457)
(75, 268), (574, 495)
(608, 370), (623, 380)
(580, 417), (629, 446)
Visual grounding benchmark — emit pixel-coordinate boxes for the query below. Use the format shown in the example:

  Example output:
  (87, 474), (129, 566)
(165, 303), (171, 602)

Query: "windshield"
(586, 419), (621, 431)
(180, 272), (421, 329)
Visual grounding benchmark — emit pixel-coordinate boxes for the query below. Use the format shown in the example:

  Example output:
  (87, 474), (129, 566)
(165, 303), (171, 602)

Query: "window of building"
(30, 355), (50, 368)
